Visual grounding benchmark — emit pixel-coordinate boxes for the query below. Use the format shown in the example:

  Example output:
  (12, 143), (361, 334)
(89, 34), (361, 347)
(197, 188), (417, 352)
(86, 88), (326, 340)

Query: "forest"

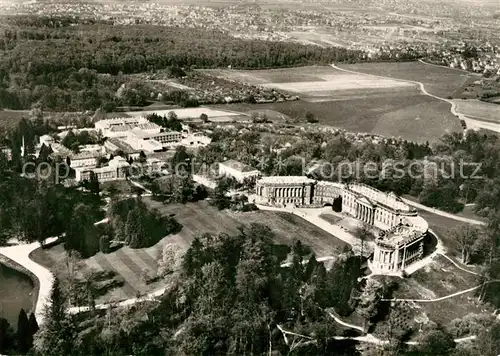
(0, 15), (369, 111)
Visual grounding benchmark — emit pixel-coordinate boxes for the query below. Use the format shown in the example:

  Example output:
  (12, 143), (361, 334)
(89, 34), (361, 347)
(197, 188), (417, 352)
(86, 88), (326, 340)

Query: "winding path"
(330, 63), (500, 134)
(0, 237), (58, 325)
(400, 197), (486, 226)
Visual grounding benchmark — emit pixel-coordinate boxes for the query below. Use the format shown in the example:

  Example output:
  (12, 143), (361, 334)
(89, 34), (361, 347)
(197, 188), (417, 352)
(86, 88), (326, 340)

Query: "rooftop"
(377, 215), (428, 247)
(257, 176), (316, 185)
(69, 151), (101, 160)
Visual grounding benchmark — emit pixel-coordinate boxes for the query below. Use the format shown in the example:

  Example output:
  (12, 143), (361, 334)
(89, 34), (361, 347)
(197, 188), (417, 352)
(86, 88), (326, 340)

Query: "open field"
(202, 65), (414, 97)
(219, 91), (461, 143)
(453, 99), (500, 123)
(206, 64), (463, 142)
(338, 61), (476, 99)
(392, 255), (485, 325)
(124, 107), (249, 121)
(32, 200), (347, 303)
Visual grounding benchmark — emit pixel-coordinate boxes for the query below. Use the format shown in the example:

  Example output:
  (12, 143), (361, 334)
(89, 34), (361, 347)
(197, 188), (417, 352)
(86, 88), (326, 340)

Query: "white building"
(68, 151), (100, 169)
(39, 135), (55, 147)
(218, 160), (261, 183)
(74, 156), (130, 182)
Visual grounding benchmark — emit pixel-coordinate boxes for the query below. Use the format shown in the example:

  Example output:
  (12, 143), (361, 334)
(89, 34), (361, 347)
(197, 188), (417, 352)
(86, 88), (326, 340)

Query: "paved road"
(400, 197), (486, 226)
(0, 237), (58, 325)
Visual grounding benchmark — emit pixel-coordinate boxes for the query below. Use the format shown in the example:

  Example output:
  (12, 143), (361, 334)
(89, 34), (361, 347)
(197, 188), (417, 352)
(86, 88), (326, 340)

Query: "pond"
(0, 263), (35, 327)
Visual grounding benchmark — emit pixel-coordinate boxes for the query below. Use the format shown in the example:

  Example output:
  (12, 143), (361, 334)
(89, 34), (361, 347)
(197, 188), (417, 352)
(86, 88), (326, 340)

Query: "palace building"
(255, 176), (316, 206)
(254, 176), (428, 275)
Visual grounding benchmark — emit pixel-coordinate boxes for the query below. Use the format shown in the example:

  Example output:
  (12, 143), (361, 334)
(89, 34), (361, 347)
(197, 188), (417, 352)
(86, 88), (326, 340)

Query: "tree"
(356, 224), (374, 259)
(88, 171), (100, 195)
(0, 318), (13, 355)
(414, 324), (456, 356)
(17, 309), (32, 354)
(447, 225), (482, 264)
(167, 111), (178, 121)
(357, 279), (384, 332)
(158, 242), (184, 276)
(200, 113), (209, 123)
(28, 313), (39, 336)
(99, 235), (111, 253)
(212, 178), (231, 210)
(305, 111), (318, 123)
(34, 278), (76, 356)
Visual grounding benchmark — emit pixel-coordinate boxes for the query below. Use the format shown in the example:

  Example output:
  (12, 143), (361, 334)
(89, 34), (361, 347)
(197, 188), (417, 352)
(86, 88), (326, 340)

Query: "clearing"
(338, 61), (476, 99)
(123, 107), (249, 121)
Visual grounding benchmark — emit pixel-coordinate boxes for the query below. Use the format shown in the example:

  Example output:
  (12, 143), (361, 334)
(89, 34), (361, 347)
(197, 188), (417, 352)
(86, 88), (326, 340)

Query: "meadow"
(454, 99), (500, 123)
(338, 61), (476, 99)
(205, 64), (463, 142)
(391, 255), (486, 325)
(31, 199), (347, 303)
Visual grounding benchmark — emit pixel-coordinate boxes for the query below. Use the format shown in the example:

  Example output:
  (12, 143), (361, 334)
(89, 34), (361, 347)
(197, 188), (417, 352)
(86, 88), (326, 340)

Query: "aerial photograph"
(0, 0), (499, 354)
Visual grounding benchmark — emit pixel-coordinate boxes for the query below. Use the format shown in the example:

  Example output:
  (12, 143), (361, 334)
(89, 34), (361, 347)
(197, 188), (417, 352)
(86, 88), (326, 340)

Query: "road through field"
(331, 63), (500, 134)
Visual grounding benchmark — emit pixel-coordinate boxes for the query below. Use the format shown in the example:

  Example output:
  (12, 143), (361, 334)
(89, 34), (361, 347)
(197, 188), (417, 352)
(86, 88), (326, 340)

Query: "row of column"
(375, 248), (398, 270)
(356, 203), (374, 225)
(275, 187), (303, 198)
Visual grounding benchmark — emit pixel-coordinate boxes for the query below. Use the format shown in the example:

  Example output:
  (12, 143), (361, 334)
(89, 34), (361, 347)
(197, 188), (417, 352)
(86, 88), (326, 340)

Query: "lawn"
(338, 61), (475, 99)
(31, 199), (347, 304)
(390, 255), (486, 325)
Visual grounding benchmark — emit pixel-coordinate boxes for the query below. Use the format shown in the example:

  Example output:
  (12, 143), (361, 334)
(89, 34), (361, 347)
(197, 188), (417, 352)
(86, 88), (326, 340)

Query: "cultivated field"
(124, 107), (248, 121)
(338, 61), (476, 99)
(32, 200), (347, 303)
(453, 99), (500, 123)
(206, 64), (463, 142)
(203, 65), (414, 97)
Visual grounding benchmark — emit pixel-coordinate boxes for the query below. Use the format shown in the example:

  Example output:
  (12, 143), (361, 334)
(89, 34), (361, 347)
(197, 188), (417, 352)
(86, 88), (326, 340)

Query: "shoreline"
(0, 253), (40, 318)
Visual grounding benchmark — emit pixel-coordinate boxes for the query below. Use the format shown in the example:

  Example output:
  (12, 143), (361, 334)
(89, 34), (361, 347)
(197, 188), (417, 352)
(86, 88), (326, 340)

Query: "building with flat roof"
(218, 160), (261, 183)
(68, 151), (101, 169)
(104, 138), (141, 160)
(255, 176), (316, 206)
(75, 156), (130, 182)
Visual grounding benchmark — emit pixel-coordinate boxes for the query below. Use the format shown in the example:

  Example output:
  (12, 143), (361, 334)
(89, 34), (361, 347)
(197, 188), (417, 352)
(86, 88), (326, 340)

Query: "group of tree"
(0, 17), (370, 111)
(61, 130), (101, 152)
(107, 197), (182, 249)
(0, 310), (38, 355)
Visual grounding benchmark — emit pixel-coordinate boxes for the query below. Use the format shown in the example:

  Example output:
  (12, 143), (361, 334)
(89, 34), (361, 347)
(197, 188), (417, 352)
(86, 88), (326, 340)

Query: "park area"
(205, 64), (463, 142)
(389, 254), (486, 325)
(30, 199), (347, 304)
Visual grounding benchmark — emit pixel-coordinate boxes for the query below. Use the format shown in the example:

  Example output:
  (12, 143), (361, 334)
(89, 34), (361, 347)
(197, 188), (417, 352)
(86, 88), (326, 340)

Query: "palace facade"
(254, 177), (428, 275)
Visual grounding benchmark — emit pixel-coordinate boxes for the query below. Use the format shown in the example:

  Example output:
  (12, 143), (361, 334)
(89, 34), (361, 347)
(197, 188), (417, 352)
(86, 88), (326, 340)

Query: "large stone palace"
(254, 176), (429, 275)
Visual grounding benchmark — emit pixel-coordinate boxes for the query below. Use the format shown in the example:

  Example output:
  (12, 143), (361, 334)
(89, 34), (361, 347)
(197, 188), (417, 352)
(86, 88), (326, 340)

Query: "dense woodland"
(0, 15), (367, 111)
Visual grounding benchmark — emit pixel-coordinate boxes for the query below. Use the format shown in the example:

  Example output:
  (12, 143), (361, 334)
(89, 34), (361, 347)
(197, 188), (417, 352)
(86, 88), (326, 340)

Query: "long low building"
(218, 159), (261, 183)
(254, 177), (428, 275)
(74, 156), (130, 182)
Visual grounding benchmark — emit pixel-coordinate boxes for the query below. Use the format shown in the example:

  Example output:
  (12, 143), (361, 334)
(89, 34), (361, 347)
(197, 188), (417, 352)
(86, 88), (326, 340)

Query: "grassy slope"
(31, 199), (347, 303)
